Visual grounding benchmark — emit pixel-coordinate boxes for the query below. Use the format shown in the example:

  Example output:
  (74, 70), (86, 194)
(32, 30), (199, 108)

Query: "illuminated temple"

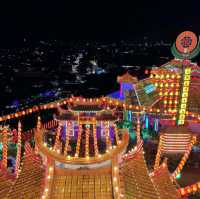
(0, 31), (200, 198)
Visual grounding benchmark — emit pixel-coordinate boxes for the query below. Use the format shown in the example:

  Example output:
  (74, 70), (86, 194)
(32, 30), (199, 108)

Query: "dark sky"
(0, 1), (199, 42)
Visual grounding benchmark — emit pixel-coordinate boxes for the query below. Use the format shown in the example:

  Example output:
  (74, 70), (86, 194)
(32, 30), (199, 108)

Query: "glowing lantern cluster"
(75, 124), (82, 157)
(150, 69), (181, 113)
(1, 126), (8, 168)
(15, 121), (22, 177)
(104, 121), (111, 150)
(93, 124), (99, 157)
(64, 121), (71, 156)
(37, 116), (41, 130)
(85, 125), (90, 157)
(179, 182), (200, 196)
(136, 114), (141, 143)
(53, 125), (61, 151)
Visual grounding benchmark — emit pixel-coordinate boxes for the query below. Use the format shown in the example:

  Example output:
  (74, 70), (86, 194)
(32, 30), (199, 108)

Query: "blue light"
(154, 118), (159, 132)
(121, 82), (133, 98)
(121, 82), (133, 91)
(145, 116), (149, 129)
(128, 111), (132, 121)
(144, 84), (156, 94)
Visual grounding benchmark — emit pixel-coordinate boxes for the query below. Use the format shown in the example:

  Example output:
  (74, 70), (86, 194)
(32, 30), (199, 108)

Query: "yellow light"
(182, 93), (188, 98)
(183, 87), (189, 92)
(49, 167), (53, 171)
(184, 75), (190, 80)
(185, 68), (191, 74)
(184, 81), (189, 86)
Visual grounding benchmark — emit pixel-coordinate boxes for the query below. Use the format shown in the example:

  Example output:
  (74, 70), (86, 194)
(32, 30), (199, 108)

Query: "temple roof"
(6, 143), (45, 199)
(56, 113), (77, 121)
(117, 72), (138, 84)
(70, 105), (103, 112)
(135, 78), (159, 106)
(152, 59), (200, 75)
(119, 141), (160, 199)
(151, 160), (181, 199)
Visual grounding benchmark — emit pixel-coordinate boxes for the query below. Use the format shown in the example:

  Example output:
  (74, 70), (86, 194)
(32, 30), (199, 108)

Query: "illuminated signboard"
(178, 67), (191, 125)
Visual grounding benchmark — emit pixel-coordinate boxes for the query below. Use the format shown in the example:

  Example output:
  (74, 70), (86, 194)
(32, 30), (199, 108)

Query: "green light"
(129, 130), (136, 141)
(85, 124), (90, 128)
(176, 173), (181, 180)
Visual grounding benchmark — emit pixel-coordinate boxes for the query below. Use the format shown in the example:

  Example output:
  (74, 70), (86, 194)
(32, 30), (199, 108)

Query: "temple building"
(0, 31), (200, 198)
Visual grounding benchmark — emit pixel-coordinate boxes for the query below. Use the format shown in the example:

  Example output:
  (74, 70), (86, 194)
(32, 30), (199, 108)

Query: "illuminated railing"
(171, 135), (196, 180)
(178, 182), (200, 197)
(35, 128), (129, 165)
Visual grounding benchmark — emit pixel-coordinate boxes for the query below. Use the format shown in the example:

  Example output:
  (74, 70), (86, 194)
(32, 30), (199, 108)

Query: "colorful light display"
(64, 121), (71, 155)
(15, 121), (22, 177)
(0, 31), (200, 198)
(177, 67), (191, 125)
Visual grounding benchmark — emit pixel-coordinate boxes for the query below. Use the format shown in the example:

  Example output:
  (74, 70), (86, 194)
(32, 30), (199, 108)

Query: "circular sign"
(176, 31), (197, 54)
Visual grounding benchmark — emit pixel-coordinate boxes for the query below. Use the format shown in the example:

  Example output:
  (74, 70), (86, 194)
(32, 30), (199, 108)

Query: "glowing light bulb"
(49, 167), (53, 171)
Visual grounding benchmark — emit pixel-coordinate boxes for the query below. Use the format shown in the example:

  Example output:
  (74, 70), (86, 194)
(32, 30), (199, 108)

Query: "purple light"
(109, 126), (115, 144)
(61, 126), (66, 141)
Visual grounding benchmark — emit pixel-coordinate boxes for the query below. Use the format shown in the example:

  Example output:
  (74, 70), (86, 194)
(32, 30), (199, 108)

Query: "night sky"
(0, 1), (199, 43)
